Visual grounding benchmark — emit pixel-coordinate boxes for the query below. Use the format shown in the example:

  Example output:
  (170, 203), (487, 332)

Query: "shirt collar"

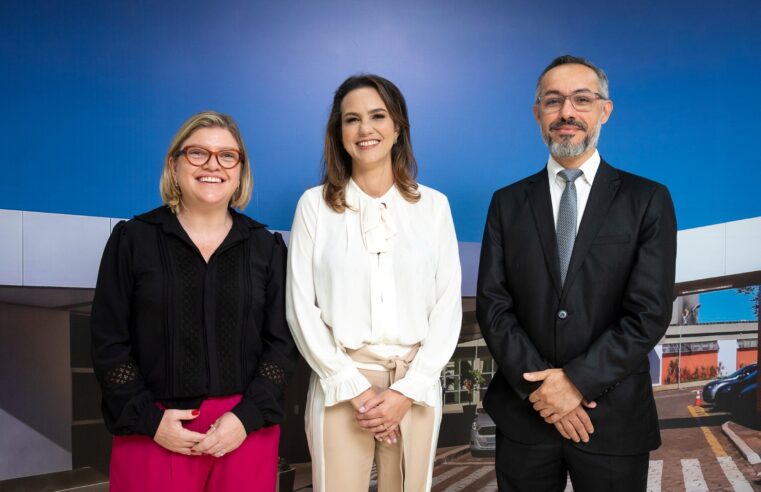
(546, 149), (600, 186)
(135, 206), (265, 245)
(346, 178), (398, 209)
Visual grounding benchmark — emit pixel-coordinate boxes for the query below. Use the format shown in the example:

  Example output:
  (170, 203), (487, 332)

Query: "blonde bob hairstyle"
(322, 74), (419, 212)
(160, 111), (253, 214)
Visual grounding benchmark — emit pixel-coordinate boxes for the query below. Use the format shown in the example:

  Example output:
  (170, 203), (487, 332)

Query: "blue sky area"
(700, 289), (757, 323)
(1, 0), (759, 320)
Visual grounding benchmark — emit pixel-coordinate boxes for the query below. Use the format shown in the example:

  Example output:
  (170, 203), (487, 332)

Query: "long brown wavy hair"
(321, 74), (420, 212)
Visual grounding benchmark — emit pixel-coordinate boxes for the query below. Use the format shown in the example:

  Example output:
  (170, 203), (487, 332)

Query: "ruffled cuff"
(390, 370), (439, 407)
(320, 366), (371, 407)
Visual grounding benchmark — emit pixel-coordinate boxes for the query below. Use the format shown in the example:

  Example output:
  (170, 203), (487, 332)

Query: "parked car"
(714, 367), (758, 411)
(470, 408), (496, 457)
(702, 363), (757, 404)
(734, 383), (759, 428)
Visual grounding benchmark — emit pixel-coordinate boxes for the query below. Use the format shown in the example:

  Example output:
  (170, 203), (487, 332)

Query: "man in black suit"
(476, 55), (676, 491)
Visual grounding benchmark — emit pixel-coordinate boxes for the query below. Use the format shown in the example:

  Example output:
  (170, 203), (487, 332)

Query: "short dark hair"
(321, 74), (419, 212)
(535, 55), (609, 101)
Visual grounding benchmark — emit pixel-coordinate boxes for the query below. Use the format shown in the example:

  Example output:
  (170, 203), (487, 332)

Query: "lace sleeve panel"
(256, 360), (288, 388)
(102, 360), (140, 391)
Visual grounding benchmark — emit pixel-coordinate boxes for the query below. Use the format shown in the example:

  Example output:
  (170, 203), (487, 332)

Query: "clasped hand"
(191, 411), (246, 457)
(351, 388), (412, 444)
(523, 368), (597, 443)
(153, 409), (246, 457)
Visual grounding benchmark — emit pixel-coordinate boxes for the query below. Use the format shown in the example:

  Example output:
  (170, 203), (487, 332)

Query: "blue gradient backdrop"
(1, 1), (760, 317)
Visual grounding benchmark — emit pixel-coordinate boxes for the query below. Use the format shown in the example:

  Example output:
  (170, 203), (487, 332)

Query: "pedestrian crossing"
(679, 458), (708, 491)
(647, 459), (664, 490)
(716, 456), (755, 492)
(431, 456), (757, 492)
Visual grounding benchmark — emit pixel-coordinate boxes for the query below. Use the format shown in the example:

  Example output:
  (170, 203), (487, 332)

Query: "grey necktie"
(557, 169), (584, 285)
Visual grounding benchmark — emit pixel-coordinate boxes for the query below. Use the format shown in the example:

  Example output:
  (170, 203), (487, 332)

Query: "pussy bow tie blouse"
(286, 180), (462, 407)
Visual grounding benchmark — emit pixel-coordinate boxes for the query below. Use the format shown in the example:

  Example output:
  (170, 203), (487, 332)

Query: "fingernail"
(192, 410), (200, 416)
(359, 406), (366, 413)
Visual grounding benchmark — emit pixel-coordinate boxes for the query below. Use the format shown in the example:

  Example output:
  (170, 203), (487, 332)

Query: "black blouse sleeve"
(231, 232), (298, 433)
(90, 221), (164, 437)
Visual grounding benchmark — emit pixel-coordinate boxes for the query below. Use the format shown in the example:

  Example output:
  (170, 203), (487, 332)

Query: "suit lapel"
(526, 169), (562, 297)
(562, 160), (621, 297)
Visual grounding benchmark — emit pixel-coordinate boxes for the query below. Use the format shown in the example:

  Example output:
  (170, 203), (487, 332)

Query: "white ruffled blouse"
(285, 180), (462, 407)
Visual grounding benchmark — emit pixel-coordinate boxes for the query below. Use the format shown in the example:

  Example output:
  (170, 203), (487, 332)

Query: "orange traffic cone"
(694, 390), (702, 407)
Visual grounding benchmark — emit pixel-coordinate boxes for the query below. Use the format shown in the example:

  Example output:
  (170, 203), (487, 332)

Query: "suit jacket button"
(557, 310), (568, 319)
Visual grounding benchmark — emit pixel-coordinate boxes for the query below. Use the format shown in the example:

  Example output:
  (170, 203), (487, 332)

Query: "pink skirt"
(110, 394), (279, 492)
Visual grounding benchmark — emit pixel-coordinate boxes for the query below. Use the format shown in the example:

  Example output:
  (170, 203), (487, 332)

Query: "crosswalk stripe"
(443, 462), (492, 466)
(681, 458), (709, 492)
(433, 456), (753, 491)
(647, 459), (663, 492)
(480, 479), (498, 492)
(441, 466), (493, 492)
(717, 456), (753, 492)
(432, 466), (469, 486)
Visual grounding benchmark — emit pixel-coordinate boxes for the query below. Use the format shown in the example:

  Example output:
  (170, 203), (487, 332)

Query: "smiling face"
(534, 63), (613, 165)
(172, 127), (241, 211)
(340, 87), (399, 174)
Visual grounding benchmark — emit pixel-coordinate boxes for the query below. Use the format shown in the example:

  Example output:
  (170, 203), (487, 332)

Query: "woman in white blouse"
(286, 74), (462, 491)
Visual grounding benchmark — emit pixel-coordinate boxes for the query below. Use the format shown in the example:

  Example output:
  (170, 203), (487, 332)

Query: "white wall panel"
(725, 217), (761, 276)
(6, 208), (761, 291)
(459, 242), (480, 297)
(718, 339), (738, 377)
(23, 212), (111, 288)
(675, 223), (726, 283)
(0, 210), (23, 286)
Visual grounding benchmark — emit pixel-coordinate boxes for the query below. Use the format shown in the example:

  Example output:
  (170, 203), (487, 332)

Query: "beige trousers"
(323, 349), (436, 492)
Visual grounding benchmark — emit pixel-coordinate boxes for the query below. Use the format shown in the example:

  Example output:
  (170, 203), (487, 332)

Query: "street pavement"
(292, 388), (761, 491)
(650, 388), (760, 491)
(429, 388), (761, 491)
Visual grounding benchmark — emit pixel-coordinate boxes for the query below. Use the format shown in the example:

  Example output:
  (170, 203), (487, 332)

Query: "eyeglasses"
(176, 146), (242, 169)
(536, 91), (608, 114)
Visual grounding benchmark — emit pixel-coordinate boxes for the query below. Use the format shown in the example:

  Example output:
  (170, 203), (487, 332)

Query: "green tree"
(736, 285), (760, 319)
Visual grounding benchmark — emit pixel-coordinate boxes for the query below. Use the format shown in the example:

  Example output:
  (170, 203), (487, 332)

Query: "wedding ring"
(209, 423), (217, 431)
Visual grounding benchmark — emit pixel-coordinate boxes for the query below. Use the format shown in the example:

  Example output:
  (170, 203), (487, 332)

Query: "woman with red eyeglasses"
(91, 111), (296, 491)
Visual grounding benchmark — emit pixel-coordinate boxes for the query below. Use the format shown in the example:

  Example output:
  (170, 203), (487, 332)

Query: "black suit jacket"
(476, 160), (677, 455)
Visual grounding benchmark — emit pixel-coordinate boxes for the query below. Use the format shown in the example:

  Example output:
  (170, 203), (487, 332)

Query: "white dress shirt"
(547, 150), (600, 232)
(286, 179), (462, 407)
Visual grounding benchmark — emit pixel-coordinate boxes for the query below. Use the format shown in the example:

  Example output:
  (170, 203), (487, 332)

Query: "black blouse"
(90, 206), (296, 437)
